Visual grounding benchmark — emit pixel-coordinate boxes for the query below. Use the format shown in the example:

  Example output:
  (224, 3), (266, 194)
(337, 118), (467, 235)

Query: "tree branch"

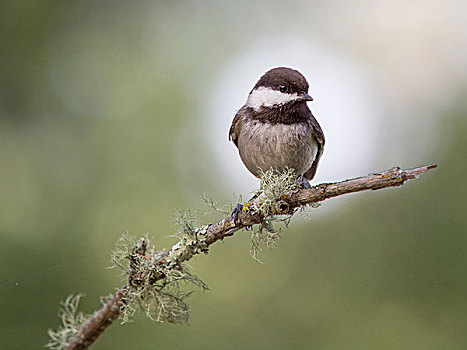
(64, 164), (437, 350)
(65, 287), (127, 350)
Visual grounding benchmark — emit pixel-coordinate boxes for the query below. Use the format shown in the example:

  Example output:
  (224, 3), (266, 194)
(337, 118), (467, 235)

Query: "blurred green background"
(1, 1), (467, 349)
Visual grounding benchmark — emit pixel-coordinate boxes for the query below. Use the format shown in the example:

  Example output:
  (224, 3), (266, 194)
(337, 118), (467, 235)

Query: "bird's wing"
(304, 113), (325, 181)
(229, 107), (245, 147)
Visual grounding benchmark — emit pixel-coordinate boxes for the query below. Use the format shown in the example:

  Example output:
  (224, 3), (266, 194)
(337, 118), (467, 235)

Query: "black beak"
(301, 92), (313, 101)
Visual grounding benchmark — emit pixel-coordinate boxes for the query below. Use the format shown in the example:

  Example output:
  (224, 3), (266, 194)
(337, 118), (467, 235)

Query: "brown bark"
(66, 286), (127, 350)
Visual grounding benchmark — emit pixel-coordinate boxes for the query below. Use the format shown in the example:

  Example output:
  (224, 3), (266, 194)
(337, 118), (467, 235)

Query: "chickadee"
(229, 67), (325, 187)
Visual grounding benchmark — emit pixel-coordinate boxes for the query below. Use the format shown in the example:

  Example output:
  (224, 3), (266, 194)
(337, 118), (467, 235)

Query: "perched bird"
(229, 67), (325, 187)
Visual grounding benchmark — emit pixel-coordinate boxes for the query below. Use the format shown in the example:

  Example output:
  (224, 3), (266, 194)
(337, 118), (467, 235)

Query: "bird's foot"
(231, 203), (253, 230)
(297, 175), (312, 189)
(231, 203), (243, 225)
(232, 193), (259, 227)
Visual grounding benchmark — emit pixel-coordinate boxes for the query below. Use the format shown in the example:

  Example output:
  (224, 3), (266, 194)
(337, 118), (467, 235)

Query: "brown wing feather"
(229, 107), (246, 147)
(304, 113), (325, 181)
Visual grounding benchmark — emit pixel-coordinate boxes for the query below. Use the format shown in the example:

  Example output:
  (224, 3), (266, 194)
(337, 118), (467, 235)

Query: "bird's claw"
(232, 203), (253, 230)
(297, 175), (312, 189)
(232, 203), (243, 225)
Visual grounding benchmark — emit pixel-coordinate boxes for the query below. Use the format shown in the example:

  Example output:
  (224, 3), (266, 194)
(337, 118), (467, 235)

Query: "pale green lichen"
(252, 168), (300, 217)
(110, 233), (146, 275)
(166, 210), (209, 266)
(110, 231), (208, 324)
(45, 294), (89, 350)
(246, 168), (299, 261)
(120, 263), (208, 324)
(201, 194), (231, 216)
(250, 220), (282, 263)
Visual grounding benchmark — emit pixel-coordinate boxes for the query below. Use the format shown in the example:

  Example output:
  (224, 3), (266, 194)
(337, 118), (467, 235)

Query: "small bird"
(229, 67), (325, 187)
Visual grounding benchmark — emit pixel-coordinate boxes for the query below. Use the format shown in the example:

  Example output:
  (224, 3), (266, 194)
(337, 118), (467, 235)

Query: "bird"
(229, 67), (325, 188)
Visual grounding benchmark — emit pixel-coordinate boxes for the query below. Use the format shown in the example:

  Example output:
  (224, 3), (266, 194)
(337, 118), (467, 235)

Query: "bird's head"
(246, 67), (313, 112)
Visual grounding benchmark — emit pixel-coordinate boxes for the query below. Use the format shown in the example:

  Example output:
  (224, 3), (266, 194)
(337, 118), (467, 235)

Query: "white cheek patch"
(246, 87), (300, 111)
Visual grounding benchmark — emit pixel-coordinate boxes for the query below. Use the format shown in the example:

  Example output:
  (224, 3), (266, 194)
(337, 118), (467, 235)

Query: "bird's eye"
(279, 84), (287, 93)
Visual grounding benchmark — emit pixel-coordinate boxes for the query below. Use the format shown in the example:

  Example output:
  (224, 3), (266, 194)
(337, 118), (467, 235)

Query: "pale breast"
(237, 119), (318, 178)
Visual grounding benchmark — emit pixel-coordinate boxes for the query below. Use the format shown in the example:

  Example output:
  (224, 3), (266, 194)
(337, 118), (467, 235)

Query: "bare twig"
(64, 164), (437, 350)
